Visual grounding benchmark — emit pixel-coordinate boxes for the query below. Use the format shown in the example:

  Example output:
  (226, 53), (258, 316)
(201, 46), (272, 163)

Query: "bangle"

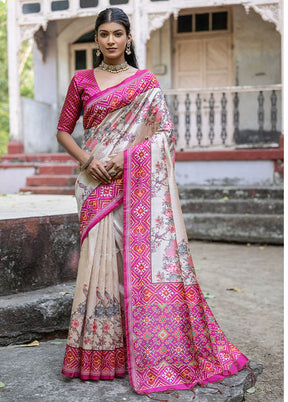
(81, 155), (94, 170)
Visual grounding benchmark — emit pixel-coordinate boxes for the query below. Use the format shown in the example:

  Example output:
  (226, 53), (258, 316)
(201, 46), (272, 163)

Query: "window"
(109, 0), (129, 4)
(22, 3), (41, 14)
(75, 50), (87, 70)
(51, 1), (69, 11)
(195, 13), (209, 32)
(80, 0), (98, 7)
(212, 12), (228, 30)
(177, 11), (229, 34)
(177, 15), (192, 33)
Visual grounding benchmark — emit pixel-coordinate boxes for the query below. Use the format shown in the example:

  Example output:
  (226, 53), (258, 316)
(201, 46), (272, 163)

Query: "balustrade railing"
(164, 85), (282, 151)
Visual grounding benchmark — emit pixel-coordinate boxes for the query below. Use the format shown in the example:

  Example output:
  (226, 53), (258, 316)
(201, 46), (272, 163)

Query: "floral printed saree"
(62, 69), (249, 394)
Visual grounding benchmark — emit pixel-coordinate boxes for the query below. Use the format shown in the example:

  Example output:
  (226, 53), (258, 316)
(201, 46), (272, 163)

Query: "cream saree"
(62, 70), (249, 394)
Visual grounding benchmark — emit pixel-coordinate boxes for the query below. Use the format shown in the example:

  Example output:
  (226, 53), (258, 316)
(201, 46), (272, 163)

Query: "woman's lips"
(107, 48), (117, 52)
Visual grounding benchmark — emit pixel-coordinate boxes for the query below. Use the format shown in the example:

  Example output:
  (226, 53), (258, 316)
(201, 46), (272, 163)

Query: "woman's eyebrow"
(99, 29), (125, 33)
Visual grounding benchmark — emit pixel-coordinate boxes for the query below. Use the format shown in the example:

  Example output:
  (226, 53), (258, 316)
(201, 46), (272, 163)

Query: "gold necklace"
(99, 61), (129, 73)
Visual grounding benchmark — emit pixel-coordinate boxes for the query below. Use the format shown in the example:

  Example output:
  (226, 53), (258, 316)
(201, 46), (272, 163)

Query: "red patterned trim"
(84, 70), (160, 127)
(62, 344), (126, 379)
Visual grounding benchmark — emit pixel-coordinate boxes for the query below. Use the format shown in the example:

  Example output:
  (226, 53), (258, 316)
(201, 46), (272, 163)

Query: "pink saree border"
(80, 179), (123, 245)
(84, 70), (160, 127)
(122, 140), (249, 394)
(88, 69), (148, 105)
(62, 344), (126, 380)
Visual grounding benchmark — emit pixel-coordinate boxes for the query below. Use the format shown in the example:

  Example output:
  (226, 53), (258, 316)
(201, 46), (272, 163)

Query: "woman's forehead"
(98, 22), (125, 32)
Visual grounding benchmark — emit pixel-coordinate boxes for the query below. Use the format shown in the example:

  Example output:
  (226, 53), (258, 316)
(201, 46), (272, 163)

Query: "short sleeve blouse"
(57, 69), (98, 134)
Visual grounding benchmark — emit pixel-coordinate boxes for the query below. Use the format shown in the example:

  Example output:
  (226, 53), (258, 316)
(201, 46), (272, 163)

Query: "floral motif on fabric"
(67, 285), (123, 350)
(62, 284), (125, 380)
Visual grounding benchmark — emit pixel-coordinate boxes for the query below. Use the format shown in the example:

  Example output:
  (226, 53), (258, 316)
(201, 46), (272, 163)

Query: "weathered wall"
(146, 18), (173, 89)
(233, 6), (282, 135)
(0, 214), (79, 296)
(175, 160), (275, 185)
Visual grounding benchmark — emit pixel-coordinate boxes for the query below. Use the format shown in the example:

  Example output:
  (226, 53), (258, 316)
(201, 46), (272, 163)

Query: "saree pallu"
(62, 70), (249, 393)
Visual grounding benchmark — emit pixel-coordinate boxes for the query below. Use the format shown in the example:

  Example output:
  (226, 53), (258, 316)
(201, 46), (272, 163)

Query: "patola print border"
(123, 140), (249, 394)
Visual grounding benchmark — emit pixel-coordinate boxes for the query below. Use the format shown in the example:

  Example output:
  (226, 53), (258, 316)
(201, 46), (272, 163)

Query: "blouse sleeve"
(57, 74), (82, 134)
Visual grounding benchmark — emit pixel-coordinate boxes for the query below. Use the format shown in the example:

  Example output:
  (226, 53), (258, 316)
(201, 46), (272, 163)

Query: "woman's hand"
(104, 152), (124, 180)
(86, 158), (112, 184)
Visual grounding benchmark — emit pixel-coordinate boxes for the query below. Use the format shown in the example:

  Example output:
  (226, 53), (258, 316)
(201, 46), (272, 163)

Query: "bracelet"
(81, 155), (94, 170)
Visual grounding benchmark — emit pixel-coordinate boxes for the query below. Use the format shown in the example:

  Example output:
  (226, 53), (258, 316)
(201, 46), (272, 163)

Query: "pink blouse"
(57, 69), (99, 134)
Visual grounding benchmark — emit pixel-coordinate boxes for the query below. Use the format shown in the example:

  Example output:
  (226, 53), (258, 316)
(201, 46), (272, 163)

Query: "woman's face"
(95, 21), (131, 64)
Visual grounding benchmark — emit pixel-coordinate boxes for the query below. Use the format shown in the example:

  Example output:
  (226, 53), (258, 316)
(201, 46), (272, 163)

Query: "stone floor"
(0, 341), (261, 402)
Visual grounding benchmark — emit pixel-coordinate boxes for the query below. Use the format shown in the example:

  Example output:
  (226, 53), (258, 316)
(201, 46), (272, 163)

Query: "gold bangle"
(81, 155), (94, 170)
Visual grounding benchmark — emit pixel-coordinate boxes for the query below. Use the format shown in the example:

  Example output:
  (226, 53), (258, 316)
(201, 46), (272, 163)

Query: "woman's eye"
(115, 33), (123, 37)
(100, 33), (107, 37)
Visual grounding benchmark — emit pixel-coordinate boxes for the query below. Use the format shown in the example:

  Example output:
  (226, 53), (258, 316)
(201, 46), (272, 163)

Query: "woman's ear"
(127, 33), (132, 43)
(94, 34), (98, 43)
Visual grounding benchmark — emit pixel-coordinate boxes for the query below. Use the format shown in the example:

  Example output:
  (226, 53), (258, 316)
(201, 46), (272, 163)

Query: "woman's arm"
(57, 130), (112, 184)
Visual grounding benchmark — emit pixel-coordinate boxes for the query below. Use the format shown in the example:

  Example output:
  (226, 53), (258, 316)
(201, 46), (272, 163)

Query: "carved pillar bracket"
(244, 2), (281, 33)
(20, 20), (48, 44)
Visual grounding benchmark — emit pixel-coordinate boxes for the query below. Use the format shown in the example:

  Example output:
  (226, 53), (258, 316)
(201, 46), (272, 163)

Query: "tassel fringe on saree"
(62, 69), (249, 393)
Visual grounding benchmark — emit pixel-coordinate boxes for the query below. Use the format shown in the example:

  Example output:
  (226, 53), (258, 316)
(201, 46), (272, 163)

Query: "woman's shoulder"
(137, 69), (160, 87)
(73, 69), (95, 80)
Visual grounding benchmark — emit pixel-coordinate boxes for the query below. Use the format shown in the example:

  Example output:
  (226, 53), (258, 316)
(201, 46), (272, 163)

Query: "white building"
(6, 0), (283, 187)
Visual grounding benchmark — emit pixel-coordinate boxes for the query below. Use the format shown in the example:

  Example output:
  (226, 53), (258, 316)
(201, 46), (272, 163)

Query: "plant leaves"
(59, 291), (71, 296)
(19, 340), (39, 347)
(0, 382), (5, 388)
(226, 287), (243, 293)
(203, 292), (216, 299)
(50, 341), (65, 345)
(246, 386), (260, 394)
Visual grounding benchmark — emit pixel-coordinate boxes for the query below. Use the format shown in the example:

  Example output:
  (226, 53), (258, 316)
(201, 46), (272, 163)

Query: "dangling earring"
(125, 42), (131, 55)
(95, 43), (101, 57)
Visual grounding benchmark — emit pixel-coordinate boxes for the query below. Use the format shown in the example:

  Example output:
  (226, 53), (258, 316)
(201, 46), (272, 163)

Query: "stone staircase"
(1, 153), (78, 195)
(178, 185), (284, 244)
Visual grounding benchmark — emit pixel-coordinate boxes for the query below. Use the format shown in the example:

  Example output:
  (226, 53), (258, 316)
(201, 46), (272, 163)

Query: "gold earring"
(96, 43), (101, 57)
(125, 42), (131, 55)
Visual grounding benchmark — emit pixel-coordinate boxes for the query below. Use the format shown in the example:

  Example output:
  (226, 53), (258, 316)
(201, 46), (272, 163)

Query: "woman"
(57, 7), (249, 395)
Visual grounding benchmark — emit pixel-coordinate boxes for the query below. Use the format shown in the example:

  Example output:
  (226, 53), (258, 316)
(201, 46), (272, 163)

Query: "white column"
(7, 0), (23, 145)
(133, 0), (148, 69)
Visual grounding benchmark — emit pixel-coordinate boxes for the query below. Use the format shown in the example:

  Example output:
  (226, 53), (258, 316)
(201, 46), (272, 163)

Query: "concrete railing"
(163, 84), (282, 151)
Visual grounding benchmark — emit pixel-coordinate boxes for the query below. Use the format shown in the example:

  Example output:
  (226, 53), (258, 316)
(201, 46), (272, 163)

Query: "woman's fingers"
(86, 160), (111, 183)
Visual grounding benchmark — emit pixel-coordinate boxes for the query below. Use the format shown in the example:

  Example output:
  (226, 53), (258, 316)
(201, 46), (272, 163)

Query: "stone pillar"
(133, 0), (148, 69)
(7, 0), (23, 154)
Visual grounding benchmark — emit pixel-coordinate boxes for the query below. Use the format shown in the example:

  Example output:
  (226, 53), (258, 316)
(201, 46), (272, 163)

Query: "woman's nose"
(107, 34), (115, 44)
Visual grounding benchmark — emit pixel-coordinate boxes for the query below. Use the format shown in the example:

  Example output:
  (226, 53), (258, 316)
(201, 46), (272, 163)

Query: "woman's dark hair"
(94, 8), (138, 68)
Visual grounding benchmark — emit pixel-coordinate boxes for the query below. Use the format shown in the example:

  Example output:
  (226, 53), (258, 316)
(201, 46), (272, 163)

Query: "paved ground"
(0, 239), (283, 401)
(0, 194), (77, 219)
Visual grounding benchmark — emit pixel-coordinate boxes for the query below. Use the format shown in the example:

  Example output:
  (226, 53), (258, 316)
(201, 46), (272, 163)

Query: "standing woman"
(57, 7), (249, 395)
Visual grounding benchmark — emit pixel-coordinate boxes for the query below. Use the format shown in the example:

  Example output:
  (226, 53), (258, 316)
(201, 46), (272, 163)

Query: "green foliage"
(0, 0), (34, 157)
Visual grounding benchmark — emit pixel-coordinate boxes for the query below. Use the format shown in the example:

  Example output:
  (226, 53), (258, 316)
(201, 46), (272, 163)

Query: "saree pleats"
(62, 213), (125, 379)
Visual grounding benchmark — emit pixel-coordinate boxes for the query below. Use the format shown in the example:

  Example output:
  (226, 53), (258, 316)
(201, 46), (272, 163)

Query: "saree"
(62, 69), (249, 394)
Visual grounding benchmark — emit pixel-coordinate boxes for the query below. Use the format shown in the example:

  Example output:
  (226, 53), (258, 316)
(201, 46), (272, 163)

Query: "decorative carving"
(147, 12), (172, 40)
(34, 26), (48, 63)
(244, 2), (281, 33)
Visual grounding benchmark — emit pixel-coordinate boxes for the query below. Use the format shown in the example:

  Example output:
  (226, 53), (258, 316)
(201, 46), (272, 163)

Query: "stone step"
(184, 213), (283, 244)
(26, 174), (77, 187)
(0, 213), (79, 296)
(180, 199), (284, 215)
(38, 164), (78, 175)
(20, 186), (75, 195)
(178, 185), (284, 200)
(1, 153), (76, 163)
(0, 282), (75, 346)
